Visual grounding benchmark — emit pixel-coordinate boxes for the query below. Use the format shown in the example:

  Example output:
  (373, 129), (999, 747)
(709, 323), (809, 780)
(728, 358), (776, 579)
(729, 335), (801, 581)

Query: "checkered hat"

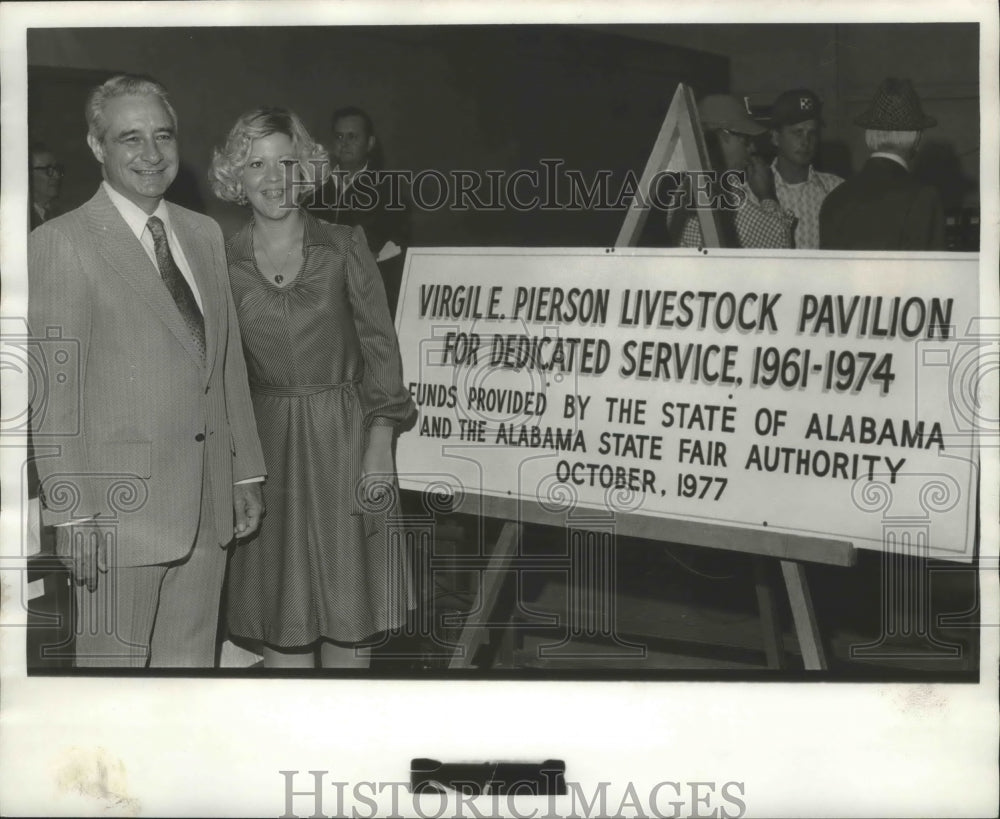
(771, 89), (822, 127)
(854, 77), (937, 130)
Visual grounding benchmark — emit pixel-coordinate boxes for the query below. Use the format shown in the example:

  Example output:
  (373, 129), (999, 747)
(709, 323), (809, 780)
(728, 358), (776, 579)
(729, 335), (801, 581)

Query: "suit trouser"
(73, 477), (227, 668)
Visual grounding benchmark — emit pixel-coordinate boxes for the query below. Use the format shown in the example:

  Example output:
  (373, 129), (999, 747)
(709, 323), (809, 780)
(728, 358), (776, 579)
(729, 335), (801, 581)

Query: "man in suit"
(820, 77), (944, 251)
(304, 106), (410, 313)
(28, 75), (266, 668)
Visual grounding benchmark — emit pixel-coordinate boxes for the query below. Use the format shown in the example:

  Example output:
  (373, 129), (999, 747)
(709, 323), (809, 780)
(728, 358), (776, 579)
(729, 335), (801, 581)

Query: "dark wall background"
(28, 23), (979, 245)
(599, 22), (980, 211)
(27, 25), (728, 244)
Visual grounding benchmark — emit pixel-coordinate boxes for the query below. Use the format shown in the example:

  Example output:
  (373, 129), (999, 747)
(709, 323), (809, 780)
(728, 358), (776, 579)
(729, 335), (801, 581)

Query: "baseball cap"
(771, 89), (823, 127)
(697, 94), (767, 136)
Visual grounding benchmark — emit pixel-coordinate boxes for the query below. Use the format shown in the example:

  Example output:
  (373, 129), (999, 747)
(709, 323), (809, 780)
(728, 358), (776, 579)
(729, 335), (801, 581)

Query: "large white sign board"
(396, 249), (980, 561)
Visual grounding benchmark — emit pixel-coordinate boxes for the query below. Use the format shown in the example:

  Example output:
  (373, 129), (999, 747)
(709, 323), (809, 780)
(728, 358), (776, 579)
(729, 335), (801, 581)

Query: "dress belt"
(251, 381), (358, 397)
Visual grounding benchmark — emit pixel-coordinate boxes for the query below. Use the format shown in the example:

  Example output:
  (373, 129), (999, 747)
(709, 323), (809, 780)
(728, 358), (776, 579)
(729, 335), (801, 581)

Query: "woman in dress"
(209, 108), (415, 668)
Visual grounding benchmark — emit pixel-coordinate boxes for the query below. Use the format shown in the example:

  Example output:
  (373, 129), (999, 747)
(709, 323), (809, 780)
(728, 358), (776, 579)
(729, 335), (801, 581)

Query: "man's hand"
(55, 524), (110, 592)
(746, 155), (778, 202)
(233, 482), (265, 540)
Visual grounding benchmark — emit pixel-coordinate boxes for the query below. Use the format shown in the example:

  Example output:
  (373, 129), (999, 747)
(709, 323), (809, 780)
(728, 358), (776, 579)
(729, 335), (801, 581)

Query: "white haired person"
(209, 108), (415, 668)
(820, 77), (944, 250)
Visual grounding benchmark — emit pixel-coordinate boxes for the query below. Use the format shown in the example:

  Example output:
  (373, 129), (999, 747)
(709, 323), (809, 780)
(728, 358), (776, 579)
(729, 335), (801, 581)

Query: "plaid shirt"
(673, 182), (795, 249)
(772, 161), (844, 249)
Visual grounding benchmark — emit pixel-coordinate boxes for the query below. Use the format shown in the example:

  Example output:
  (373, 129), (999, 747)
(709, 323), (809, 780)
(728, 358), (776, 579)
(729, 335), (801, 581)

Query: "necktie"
(146, 216), (206, 359)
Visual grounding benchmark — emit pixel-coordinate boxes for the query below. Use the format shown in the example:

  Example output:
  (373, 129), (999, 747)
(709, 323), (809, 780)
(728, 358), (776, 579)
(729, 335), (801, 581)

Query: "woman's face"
(241, 131), (297, 220)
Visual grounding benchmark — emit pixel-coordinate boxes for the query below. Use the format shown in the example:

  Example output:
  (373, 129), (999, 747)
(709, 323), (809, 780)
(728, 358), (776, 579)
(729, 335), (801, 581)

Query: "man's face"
(87, 93), (179, 213)
(772, 119), (819, 169)
(331, 114), (374, 173)
(31, 151), (62, 205)
(718, 129), (753, 171)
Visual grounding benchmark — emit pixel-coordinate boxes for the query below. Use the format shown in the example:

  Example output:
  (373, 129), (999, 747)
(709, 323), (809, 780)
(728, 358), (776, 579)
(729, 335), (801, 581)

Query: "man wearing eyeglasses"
(667, 95), (795, 249)
(30, 141), (64, 230)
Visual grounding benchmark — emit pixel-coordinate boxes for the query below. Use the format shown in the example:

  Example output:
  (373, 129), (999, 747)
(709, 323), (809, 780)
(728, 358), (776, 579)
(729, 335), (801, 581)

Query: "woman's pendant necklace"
(256, 226), (298, 285)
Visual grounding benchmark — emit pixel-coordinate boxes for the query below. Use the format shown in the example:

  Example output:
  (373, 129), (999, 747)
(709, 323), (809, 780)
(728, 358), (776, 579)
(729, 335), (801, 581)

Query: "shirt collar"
(331, 163), (368, 191)
(771, 158), (816, 187)
(102, 180), (170, 239)
(870, 152), (909, 170)
(229, 209), (325, 263)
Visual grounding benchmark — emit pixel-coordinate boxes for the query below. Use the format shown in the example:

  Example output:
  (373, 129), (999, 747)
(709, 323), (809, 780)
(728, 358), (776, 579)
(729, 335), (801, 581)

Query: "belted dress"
(224, 213), (415, 646)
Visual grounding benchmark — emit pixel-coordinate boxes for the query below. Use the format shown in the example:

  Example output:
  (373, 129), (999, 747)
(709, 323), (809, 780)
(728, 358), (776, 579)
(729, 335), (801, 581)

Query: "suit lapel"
(83, 188), (206, 366)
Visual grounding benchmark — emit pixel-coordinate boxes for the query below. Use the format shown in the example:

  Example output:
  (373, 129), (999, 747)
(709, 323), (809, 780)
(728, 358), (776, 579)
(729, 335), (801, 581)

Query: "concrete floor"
(24, 521), (979, 678)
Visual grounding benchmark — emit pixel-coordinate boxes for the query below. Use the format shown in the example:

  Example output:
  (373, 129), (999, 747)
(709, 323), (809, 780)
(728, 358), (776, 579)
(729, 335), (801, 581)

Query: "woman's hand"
(360, 423), (395, 509)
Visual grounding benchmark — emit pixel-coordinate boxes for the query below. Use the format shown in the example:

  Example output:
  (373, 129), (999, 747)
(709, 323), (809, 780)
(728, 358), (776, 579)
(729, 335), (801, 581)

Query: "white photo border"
(1, 1), (997, 817)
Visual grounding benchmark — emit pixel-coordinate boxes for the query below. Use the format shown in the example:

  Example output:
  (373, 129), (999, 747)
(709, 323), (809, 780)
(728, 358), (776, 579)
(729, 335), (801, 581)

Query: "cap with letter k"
(770, 88), (823, 128)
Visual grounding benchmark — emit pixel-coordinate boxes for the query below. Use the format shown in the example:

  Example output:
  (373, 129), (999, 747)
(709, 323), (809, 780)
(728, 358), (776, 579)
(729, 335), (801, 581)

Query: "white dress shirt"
(102, 181), (203, 311)
(328, 162), (368, 196)
(870, 152), (910, 171)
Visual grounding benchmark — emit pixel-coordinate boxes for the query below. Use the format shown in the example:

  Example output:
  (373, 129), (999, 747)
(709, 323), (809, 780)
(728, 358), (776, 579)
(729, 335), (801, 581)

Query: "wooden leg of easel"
(780, 560), (827, 670)
(449, 521), (521, 669)
(753, 557), (785, 669)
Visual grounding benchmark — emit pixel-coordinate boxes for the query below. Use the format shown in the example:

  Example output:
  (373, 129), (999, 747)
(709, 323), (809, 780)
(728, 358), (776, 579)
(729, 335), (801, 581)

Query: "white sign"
(395, 248), (981, 561)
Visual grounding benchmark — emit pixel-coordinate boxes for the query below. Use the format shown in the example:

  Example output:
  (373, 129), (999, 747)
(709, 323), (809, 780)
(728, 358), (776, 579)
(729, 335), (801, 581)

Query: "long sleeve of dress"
(343, 224), (416, 429)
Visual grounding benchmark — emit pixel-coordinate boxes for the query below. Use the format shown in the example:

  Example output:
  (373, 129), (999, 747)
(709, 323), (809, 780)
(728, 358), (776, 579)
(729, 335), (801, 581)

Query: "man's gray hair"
(864, 129), (920, 158)
(86, 75), (178, 143)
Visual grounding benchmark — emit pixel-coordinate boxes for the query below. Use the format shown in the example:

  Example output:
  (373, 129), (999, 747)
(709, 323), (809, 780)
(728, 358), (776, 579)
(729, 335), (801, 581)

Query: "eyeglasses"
(32, 164), (64, 177)
(720, 129), (754, 145)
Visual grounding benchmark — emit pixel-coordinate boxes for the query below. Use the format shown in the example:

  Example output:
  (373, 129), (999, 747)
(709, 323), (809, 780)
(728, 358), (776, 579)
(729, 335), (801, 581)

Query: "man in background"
(820, 77), (944, 250)
(668, 94), (795, 249)
(768, 89), (843, 249)
(29, 140), (64, 230)
(305, 105), (410, 313)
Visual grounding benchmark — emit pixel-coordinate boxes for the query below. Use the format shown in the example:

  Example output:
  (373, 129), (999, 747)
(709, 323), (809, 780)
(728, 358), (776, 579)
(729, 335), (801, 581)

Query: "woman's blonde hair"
(209, 107), (328, 204)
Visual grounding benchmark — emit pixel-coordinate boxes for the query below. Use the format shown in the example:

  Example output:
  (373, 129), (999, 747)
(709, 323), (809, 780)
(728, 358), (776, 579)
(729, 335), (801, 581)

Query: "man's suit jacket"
(819, 156), (945, 251)
(28, 186), (266, 567)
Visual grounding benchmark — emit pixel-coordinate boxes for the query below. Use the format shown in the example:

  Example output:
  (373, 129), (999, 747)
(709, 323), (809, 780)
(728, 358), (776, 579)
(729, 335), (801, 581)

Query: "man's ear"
(770, 130), (780, 149)
(367, 135), (376, 154)
(86, 133), (105, 165)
